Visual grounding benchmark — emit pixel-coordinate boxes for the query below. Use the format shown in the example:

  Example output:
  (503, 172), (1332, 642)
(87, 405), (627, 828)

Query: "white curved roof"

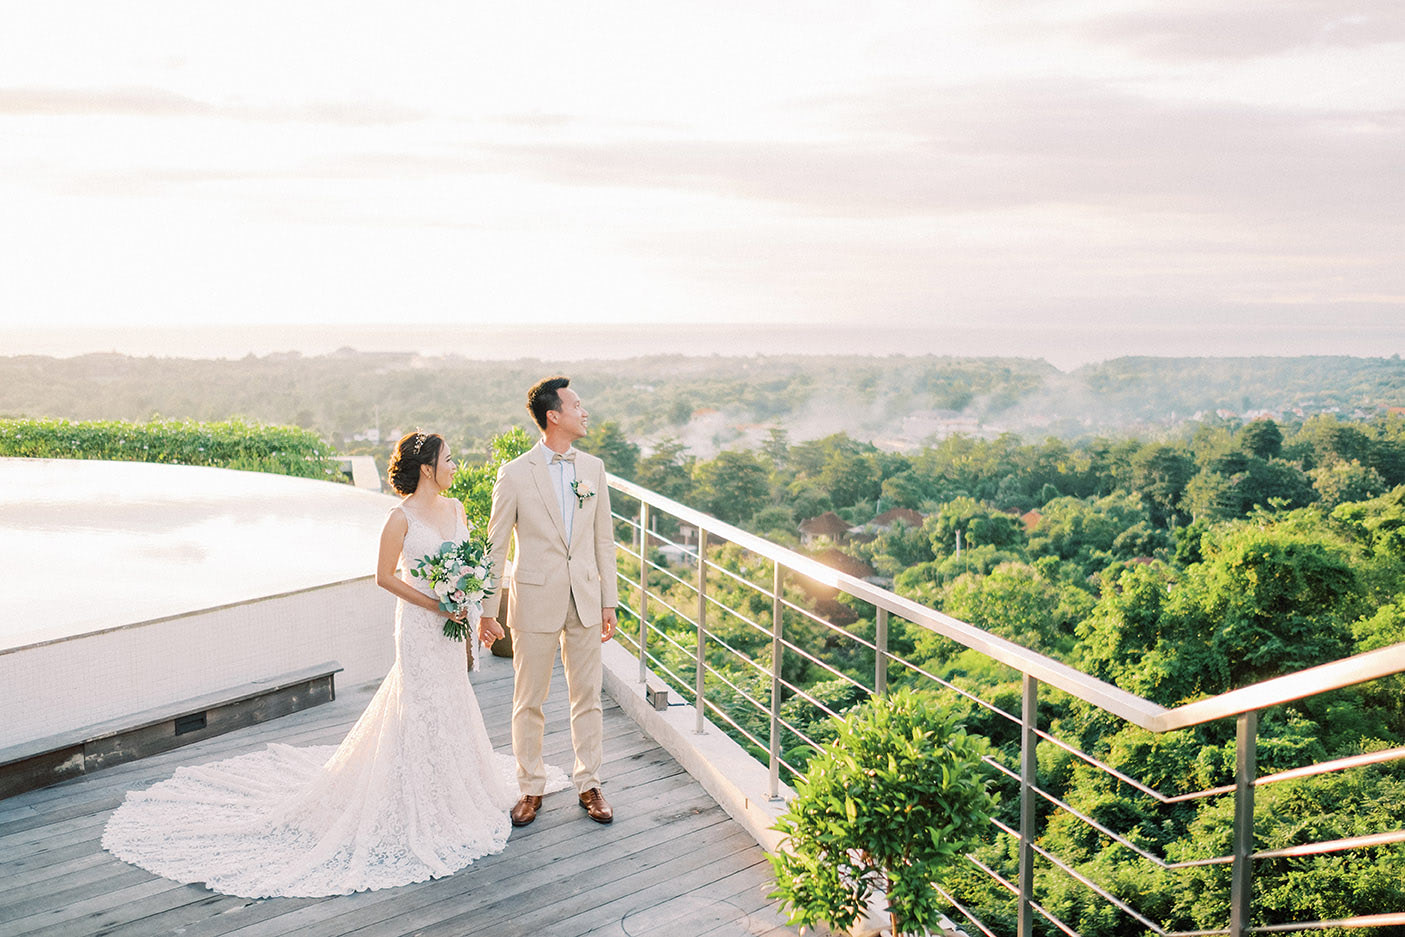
(0, 458), (398, 650)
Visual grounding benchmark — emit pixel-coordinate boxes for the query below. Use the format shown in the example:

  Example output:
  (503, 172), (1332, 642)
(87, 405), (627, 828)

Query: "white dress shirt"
(540, 440), (578, 543)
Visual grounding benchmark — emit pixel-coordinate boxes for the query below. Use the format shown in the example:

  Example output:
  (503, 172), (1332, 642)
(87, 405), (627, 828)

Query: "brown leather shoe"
(511, 795), (543, 827)
(578, 787), (613, 824)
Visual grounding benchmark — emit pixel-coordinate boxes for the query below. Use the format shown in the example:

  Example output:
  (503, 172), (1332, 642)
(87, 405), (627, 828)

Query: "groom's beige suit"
(482, 442), (617, 795)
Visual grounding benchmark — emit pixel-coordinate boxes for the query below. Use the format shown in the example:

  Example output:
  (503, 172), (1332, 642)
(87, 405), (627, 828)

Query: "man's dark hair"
(527, 375), (570, 431)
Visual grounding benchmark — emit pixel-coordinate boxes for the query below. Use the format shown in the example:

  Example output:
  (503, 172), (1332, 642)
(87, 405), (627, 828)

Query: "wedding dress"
(102, 504), (565, 898)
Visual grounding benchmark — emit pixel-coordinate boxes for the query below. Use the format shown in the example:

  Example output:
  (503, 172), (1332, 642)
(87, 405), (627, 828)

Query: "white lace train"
(102, 506), (567, 898)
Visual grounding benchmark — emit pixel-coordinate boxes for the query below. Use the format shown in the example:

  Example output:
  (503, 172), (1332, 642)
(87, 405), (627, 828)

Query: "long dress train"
(101, 505), (565, 898)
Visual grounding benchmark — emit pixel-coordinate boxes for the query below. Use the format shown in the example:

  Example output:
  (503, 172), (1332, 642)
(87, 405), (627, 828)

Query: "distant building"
(810, 547), (877, 581)
(798, 511), (850, 546)
(797, 548), (881, 622)
(1020, 509), (1042, 532)
(867, 507), (924, 531)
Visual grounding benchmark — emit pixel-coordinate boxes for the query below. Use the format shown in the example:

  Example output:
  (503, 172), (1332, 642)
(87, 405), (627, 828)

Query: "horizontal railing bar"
(1251, 912), (1405, 933)
(691, 616), (768, 667)
(700, 593), (777, 641)
(1032, 728), (1184, 804)
(771, 714), (822, 753)
(772, 672), (846, 722)
(985, 754), (1020, 782)
(1152, 643), (1405, 732)
(1025, 717), (1405, 811)
(698, 661), (771, 715)
(1031, 898), (1084, 937)
(703, 556), (773, 599)
(639, 556), (698, 593)
(1025, 829), (1167, 934)
(883, 649), (1021, 725)
(706, 639), (774, 681)
(1256, 745), (1405, 788)
(640, 620), (699, 662)
(933, 886), (1001, 937)
(609, 509), (641, 530)
(607, 475), (1405, 733)
(1031, 726), (1234, 806)
(967, 853), (1018, 897)
(632, 525), (701, 562)
(698, 695), (771, 754)
(639, 593), (701, 635)
(969, 851), (1093, 937)
(1020, 772), (1233, 870)
(774, 633), (872, 694)
(1253, 828), (1405, 860)
(776, 595), (882, 652)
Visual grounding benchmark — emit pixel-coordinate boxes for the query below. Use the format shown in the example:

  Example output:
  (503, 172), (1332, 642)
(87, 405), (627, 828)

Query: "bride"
(102, 431), (563, 898)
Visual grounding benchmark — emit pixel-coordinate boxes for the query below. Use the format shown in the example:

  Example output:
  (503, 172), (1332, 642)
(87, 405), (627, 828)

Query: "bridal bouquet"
(410, 535), (495, 642)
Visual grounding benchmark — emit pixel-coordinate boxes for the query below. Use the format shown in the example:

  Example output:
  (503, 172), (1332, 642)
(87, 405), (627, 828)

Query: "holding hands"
(479, 616), (506, 646)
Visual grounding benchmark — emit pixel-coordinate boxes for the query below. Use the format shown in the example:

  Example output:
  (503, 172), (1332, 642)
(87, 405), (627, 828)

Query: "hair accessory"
(412, 431), (427, 455)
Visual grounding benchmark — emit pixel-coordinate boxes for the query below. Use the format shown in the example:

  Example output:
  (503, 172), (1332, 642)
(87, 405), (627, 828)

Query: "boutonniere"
(571, 479), (595, 508)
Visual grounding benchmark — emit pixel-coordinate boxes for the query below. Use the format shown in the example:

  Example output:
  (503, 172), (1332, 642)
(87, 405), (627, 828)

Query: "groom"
(479, 376), (619, 827)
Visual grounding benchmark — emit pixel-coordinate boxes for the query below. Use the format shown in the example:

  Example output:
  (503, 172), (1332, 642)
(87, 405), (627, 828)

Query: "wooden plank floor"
(0, 655), (827, 937)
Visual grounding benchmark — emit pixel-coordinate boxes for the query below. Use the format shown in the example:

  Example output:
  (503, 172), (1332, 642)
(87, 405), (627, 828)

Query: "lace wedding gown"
(102, 505), (564, 898)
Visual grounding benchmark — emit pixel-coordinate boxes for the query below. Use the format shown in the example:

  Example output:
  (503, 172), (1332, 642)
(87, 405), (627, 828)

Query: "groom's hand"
(601, 607), (618, 642)
(479, 616), (505, 645)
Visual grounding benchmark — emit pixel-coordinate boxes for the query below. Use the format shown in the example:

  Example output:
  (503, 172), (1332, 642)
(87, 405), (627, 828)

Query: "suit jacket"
(481, 444), (618, 633)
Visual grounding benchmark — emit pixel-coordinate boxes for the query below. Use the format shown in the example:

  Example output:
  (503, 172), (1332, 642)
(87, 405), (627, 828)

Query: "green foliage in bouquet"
(409, 537), (495, 641)
(447, 426), (534, 529)
(0, 417), (340, 480)
(769, 688), (996, 937)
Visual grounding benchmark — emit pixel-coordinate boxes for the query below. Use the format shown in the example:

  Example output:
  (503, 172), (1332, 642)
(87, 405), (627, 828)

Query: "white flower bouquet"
(409, 534), (495, 642)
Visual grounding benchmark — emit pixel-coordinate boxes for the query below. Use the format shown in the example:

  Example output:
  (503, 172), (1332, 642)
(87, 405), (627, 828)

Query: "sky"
(0, 0), (1401, 367)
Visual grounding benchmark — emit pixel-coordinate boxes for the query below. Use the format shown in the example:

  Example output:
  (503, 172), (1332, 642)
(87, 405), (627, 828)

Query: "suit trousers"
(510, 601), (603, 795)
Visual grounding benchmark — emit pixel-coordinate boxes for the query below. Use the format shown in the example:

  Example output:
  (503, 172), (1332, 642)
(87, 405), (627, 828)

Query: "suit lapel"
(528, 448), (570, 547)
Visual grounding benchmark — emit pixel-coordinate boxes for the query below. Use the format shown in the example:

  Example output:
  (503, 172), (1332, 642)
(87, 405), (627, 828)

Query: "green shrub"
(0, 417), (341, 480)
(769, 688), (997, 936)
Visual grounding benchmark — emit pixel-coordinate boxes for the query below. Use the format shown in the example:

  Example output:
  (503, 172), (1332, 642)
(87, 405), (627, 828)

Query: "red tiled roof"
(870, 507), (924, 529)
(798, 511), (850, 537)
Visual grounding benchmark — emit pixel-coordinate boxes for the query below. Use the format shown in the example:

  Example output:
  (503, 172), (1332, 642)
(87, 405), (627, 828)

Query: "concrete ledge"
(0, 662), (341, 800)
(599, 641), (793, 854)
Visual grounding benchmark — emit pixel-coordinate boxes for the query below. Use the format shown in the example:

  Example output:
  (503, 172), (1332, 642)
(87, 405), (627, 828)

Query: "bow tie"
(550, 451), (576, 464)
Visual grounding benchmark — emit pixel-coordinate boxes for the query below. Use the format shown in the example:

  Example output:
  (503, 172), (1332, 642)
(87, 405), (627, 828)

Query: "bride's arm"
(375, 509), (459, 618)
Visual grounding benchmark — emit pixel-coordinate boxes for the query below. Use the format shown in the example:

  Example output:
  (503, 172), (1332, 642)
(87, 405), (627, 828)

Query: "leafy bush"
(446, 426), (533, 529)
(769, 688), (996, 936)
(0, 417), (341, 480)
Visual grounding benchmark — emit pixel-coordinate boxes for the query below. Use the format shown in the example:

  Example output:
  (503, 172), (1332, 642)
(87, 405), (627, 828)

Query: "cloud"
(0, 86), (423, 124)
(1068, 1), (1405, 61)
(468, 80), (1403, 227)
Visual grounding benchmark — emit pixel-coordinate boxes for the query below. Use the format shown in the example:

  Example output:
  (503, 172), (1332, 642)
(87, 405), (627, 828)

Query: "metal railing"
(604, 474), (1405, 937)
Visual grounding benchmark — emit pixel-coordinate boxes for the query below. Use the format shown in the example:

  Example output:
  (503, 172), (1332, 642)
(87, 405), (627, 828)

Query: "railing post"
(694, 529), (707, 735)
(874, 607), (889, 695)
(1230, 710), (1258, 937)
(768, 561), (784, 800)
(637, 501), (649, 685)
(1018, 675), (1038, 937)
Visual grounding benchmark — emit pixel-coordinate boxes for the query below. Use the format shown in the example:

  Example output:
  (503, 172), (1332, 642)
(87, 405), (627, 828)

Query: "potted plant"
(769, 688), (996, 937)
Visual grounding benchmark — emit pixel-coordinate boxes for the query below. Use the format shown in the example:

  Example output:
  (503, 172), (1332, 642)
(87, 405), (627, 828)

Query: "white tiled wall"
(0, 578), (397, 748)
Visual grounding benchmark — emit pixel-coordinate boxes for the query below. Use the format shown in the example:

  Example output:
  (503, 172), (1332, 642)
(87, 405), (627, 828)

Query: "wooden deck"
(0, 655), (822, 937)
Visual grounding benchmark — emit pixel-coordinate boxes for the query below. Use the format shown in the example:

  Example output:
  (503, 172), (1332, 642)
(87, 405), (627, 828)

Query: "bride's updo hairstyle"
(387, 431), (445, 495)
